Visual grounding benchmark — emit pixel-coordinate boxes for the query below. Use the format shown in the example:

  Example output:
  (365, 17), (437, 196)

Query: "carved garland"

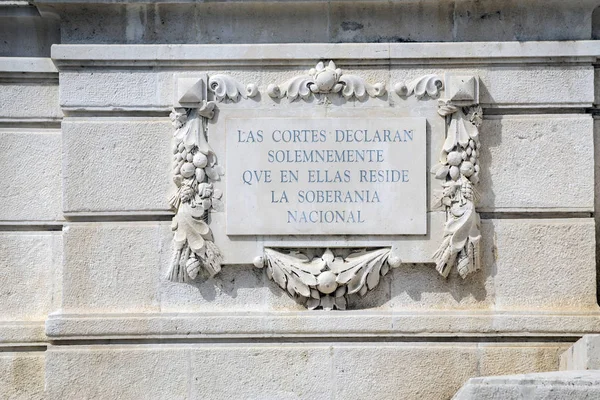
(167, 64), (483, 309)
(167, 75), (257, 282)
(254, 248), (402, 310)
(432, 102), (482, 278)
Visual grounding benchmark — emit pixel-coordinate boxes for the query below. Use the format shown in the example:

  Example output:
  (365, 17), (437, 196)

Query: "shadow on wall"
(35, 0), (600, 45)
(592, 5), (600, 39)
(174, 255), (496, 312)
(588, 5), (600, 306)
(477, 79), (500, 213)
(0, 4), (60, 57)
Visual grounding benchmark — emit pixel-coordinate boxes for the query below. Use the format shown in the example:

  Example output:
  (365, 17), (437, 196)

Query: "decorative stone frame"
(167, 62), (482, 310)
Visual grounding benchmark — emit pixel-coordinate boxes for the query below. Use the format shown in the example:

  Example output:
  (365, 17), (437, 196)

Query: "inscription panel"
(225, 117), (426, 235)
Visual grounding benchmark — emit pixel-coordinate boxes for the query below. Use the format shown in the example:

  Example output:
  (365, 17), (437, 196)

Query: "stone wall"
(1, 1), (600, 399)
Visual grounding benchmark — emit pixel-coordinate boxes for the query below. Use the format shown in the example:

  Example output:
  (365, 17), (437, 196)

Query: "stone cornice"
(50, 41), (600, 68)
(0, 56), (58, 78)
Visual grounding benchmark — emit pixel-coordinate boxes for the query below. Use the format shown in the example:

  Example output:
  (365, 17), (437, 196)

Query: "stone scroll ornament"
(167, 75), (257, 283)
(267, 60), (386, 101)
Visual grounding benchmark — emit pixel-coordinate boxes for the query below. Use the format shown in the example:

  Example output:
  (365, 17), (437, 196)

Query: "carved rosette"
(167, 74), (257, 283)
(256, 248), (402, 310)
(267, 61), (386, 101)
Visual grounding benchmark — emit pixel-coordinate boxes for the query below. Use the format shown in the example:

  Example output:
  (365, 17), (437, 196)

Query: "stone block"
(391, 218), (596, 312)
(56, 2), (330, 45)
(0, 129), (63, 222)
(328, 1), (455, 43)
(43, 343), (570, 400)
(390, 261), (492, 311)
(53, 218), (598, 337)
(452, 0), (593, 41)
(48, 3), (597, 44)
(595, 68), (600, 106)
(54, 44), (595, 110)
(0, 57), (60, 119)
(390, 65), (594, 108)
(45, 345), (188, 400)
(61, 223), (163, 313)
(479, 344), (567, 376)
(0, 352), (45, 400)
(62, 119), (173, 214)
(63, 113), (592, 214)
(190, 345), (334, 399)
(0, 13), (60, 57)
(333, 344), (478, 400)
(483, 218), (597, 311)
(0, 232), (61, 321)
(594, 118), (600, 272)
(0, 82), (61, 120)
(59, 71), (173, 110)
(560, 334), (600, 371)
(58, 65), (594, 111)
(61, 222), (304, 314)
(453, 371), (600, 400)
(479, 115), (593, 212)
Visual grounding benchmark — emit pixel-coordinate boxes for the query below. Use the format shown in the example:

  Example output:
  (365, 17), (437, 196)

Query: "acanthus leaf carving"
(394, 74), (444, 99)
(208, 74), (258, 102)
(267, 61), (386, 102)
(267, 75), (314, 101)
(259, 248), (401, 310)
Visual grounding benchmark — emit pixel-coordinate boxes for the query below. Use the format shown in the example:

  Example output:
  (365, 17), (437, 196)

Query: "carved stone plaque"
(168, 65), (483, 309)
(225, 117), (426, 235)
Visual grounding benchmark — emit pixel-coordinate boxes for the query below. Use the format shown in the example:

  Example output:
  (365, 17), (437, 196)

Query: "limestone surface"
(454, 371), (600, 400)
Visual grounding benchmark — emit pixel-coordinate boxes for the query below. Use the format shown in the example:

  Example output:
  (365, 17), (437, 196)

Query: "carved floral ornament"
(167, 63), (483, 310)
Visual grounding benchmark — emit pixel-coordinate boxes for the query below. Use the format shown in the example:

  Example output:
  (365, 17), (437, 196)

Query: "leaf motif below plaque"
(262, 248), (396, 310)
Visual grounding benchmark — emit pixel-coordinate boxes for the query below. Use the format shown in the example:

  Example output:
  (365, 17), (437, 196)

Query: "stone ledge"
(0, 57), (57, 74)
(0, 321), (47, 345)
(51, 41), (600, 66)
(43, 342), (568, 400)
(45, 311), (600, 340)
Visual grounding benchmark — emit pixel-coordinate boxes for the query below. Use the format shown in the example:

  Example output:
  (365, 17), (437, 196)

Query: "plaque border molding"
(167, 66), (483, 309)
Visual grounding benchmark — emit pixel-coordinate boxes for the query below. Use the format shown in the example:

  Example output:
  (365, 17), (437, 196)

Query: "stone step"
(560, 334), (600, 371)
(453, 371), (600, 400)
